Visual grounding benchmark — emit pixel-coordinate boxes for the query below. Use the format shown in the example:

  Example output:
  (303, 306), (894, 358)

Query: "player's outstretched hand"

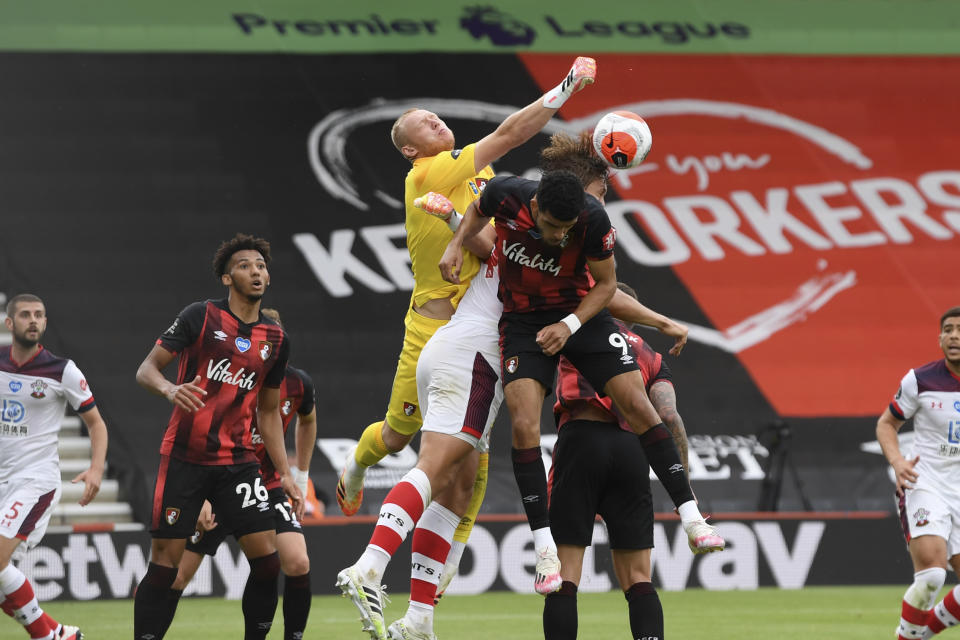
(893, 455), (920, 497)
(439, 242), (464, 284)
(663, 320), (689, 356)
(566, 56), (597, 95)
(72, 465), (103, 506)
(281, 473), (305, 521)
(167, 375), (206, 412)
(536, 322), (572, 356)
(414, 192), (455, 222)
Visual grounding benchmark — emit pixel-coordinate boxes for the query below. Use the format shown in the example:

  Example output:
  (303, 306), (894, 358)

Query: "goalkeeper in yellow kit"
(337, 59), (597, 548)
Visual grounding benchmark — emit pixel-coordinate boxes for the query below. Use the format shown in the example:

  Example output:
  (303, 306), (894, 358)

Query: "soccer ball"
(592, 111), (652, 170)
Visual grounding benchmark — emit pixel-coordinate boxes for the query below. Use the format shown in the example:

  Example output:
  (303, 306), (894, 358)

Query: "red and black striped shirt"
(477, 176), (616, 314)
(155, 299), (290, 465)
(254, 366), (316, 490)
(554, 320), (663, 432)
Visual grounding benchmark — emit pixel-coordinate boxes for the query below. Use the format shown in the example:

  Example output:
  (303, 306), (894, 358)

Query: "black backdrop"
(0, 52), (894, 520)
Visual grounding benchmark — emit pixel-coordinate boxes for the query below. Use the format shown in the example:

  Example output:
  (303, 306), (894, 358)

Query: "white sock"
(446, 540), (466, 570)
(407, 600), (434, 634)
(356, 546), (390, 581)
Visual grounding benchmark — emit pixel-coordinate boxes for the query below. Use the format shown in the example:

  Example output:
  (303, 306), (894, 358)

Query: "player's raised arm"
(876, 407), (917, 497)
(472, 56), (596, 171)
(135, 344), (206, 412)
(608, 288), (689, 356)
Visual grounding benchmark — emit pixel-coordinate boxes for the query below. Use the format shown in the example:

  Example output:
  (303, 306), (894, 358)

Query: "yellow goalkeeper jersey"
(404, 143), (495, 309)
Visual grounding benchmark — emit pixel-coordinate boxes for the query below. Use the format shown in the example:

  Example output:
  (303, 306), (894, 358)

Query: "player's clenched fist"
(544, 56), (597, 108)
(414, 192), (455, 221)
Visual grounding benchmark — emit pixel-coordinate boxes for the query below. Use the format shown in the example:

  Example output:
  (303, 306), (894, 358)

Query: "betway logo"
(502, 241), (561, 276)
(206, 359), (256, 390)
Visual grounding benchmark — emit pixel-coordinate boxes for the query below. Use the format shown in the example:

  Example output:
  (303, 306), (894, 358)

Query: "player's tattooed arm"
(650, 382), (689, 472)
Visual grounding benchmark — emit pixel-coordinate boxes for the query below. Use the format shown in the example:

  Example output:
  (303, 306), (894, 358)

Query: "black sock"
(160, 588), (184, 637)
(282, 572), (312, 640)
(639, 424), (695, 508)
(242, 552), (280, 640)
(133, 562), (178, 640)
(512, 447), (550, 530)
(543, 581), (578, 640)
(625, 582), (664, 640)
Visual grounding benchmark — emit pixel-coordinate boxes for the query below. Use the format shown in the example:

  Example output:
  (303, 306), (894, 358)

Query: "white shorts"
(416, 324), (502, 454)
(900, 486), (960, 557)
(0, 476), (61, 559)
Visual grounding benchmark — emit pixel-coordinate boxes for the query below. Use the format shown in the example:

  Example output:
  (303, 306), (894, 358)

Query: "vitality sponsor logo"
(502, 241), (561, 276)
(206, 359), (256, 390)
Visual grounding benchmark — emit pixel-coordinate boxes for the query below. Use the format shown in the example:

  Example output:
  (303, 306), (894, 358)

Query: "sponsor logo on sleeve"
(164, 318), (180, 335)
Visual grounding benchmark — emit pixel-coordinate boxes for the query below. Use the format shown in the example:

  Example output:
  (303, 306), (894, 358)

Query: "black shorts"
(549, 420), (653, 550)
(149, 455), (275, 540)
(500, 309), (640, 394)
(186, 486), (303, 555)
(650, 360), (672, 386)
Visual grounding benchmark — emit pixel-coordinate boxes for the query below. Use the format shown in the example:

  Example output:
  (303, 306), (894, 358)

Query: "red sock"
(899, 599), (929, 639)
(409, 502), (458, 607)
(4, 576), (56, 639)
(368, 470), (429, 556)
(928, 587), (960, 635)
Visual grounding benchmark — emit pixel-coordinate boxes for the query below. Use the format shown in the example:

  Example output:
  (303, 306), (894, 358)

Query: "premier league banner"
(1, 2), (958, 521)
(22, 514), (910, 601)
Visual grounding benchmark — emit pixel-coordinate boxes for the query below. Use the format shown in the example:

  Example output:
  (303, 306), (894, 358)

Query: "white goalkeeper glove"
(543, 56), (597, 109)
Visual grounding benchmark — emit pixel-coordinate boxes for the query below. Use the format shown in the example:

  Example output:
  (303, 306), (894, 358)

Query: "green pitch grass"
(42, 586), (904, 639)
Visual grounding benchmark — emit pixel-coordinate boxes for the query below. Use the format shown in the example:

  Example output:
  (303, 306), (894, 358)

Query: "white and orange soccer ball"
(592, 110), (652, 170)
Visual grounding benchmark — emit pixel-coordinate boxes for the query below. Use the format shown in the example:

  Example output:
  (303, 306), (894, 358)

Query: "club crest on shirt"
(8, 381), (22, 393)
(165, 507), (181, 525)
(235, 337), (251, 353)
(30, 380), (47, 399)
(403, 402), (417, 416)
(506, 356), (519, 374)
(281, 399), (292, 415)
(914, 508), (930, 527)
(258, 341), (273, 361)
(190, 529), (203, 544)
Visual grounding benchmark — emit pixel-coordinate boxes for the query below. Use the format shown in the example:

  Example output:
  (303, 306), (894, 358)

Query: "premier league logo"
(235, 337), (251, 353)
